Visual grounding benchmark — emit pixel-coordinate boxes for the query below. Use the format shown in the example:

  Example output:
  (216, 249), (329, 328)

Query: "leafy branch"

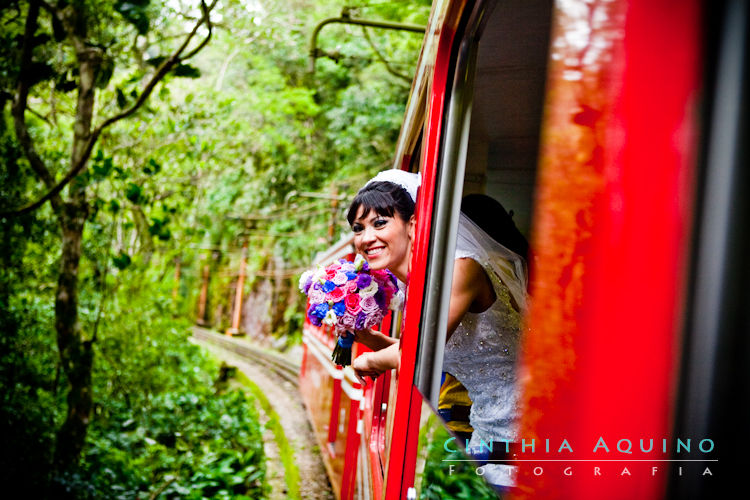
(361, 25), (412, 84)
(2, 0), (217, 217)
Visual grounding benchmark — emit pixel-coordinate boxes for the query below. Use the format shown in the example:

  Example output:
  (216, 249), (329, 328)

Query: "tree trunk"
(52, 215), (91, 473)
(52, 37), (99, 473)
(52, 197), (91, 471)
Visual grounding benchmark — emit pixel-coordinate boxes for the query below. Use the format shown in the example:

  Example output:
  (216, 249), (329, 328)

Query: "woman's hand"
(352, 352), (382, 384)
(352, 328), (398, 351)
(352, 342), (400, 385)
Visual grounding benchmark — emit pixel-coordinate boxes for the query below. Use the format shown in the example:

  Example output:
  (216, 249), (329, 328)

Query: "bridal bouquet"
(299, 255), (403, 366)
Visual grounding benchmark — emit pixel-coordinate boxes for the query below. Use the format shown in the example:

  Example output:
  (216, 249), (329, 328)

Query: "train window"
(412, 0), (552, 493)
(462, 0), (550, 236)
(415, 0), (551, 405)
(408, 0), (552, 498)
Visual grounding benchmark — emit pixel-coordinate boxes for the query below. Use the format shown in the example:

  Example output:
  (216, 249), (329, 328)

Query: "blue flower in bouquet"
(322, 280), (336, 293)
(312, 302), (329, 319)
(333, 301), (347, 317)
(308, 305), (323, 326)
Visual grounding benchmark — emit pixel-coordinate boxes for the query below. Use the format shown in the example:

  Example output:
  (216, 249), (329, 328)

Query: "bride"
(347, 169), (528, 490)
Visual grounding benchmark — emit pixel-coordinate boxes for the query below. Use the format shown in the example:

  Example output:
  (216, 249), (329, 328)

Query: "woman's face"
(351, 206), (414, 281)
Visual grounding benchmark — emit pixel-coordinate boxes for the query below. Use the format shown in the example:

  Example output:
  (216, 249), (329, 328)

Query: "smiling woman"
(347, 180), (416, 283)
(344, 168), (528, 492)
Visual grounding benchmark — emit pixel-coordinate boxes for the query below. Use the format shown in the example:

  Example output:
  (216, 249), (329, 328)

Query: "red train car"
(299, 0), (747, 498)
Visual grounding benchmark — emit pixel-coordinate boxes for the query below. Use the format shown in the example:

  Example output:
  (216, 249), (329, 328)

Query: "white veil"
(455, 212), (528, 313)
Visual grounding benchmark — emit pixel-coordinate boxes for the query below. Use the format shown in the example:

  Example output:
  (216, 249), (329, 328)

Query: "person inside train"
(436, 194), (530, 443)
(348, 169), (528, 490)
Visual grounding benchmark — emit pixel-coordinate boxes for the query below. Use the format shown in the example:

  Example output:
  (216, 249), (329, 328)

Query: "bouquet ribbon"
(337, 331), (354, 348)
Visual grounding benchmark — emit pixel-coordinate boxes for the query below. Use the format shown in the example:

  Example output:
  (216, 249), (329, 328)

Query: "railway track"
(191, 326), (335, 500)
(191, 326), (300, 386)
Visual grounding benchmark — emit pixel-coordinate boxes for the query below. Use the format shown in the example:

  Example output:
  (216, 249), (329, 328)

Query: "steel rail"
(192, 327), (299, 386)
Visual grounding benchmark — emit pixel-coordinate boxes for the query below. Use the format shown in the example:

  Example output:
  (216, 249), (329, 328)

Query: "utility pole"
(227, 242), (248, 336)
(328, 184), (339, 244)
(196, 253), (210, 326)
(172, 256), (181, 304)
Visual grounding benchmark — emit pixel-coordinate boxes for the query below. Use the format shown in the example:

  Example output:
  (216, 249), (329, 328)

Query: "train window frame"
(413, 25), (480, 405)
(670, 1), (749, 497)
(413, 0), (552, 405)
(380, 130), (424, 476)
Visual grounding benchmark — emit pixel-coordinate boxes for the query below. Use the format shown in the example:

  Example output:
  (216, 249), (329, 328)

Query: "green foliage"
(0, 108), (61, 496)
(0, 288), (60, 496)
(112, 251), (132, 269)
(3, 107), (267, 495)
(115, 0), (152, 35)
(54, 267), (267, 498)
(64, 387), (266, 499)
(3, 0), (431, 495)
(172, 63), (202, 79)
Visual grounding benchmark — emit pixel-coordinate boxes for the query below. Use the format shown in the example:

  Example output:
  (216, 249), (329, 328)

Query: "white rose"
(323, 309), (338, 326)
(358, 281), (378, 299)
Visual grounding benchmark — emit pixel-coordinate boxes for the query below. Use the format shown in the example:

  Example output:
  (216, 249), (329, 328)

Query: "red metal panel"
(328, 375), (343, 448)
(515, 0), (701, 498)
(341, 384), (364, 500)
(384, 1), (470, 498)
(367, 371), (390, 500)
(364, 312), (393, 500)
(300, 333), (342, 498)
(302, 328), (366, 500)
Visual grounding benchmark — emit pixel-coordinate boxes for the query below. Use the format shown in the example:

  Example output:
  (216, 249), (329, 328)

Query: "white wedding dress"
(441, 213), (528, 486)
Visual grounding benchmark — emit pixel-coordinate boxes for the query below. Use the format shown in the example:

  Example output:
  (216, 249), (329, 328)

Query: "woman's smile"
(364, 245), (385, 257)
(351, 207), (414, 282)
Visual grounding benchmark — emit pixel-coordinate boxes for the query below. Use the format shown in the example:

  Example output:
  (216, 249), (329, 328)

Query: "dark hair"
(461, 194), (529, 260)
(347, 181), (415, 226)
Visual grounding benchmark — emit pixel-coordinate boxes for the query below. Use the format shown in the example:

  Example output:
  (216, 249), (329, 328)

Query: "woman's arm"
(352, 342), (400, 384)
(445, 257), (494, 340)
(351, 328), (399, 384)
(353, 328), (398, 351)
(352, 258), (493, 382)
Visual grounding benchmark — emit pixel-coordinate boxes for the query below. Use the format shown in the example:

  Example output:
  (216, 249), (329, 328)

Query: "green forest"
(0, 0), (431, 497)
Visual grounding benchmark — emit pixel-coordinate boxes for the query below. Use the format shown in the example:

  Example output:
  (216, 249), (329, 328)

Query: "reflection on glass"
(415, 403), (501, 500)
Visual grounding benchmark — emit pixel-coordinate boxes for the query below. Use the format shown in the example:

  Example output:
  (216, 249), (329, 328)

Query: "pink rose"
(345, 293), (362, 314)
(308, 288), (326, 304)
(341, 313), (356, 329)
(370, 312), (383, 327)
(361, 312), (383, 330)
(340, 263), (355, 272)
(345, 280), (358, 294)
(360, 296), (379, 313)
(371, 270), (388, 282)
(332, 271), (348, 285)
(327, 287), (345, 302)
(325, 269), (337, 280)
